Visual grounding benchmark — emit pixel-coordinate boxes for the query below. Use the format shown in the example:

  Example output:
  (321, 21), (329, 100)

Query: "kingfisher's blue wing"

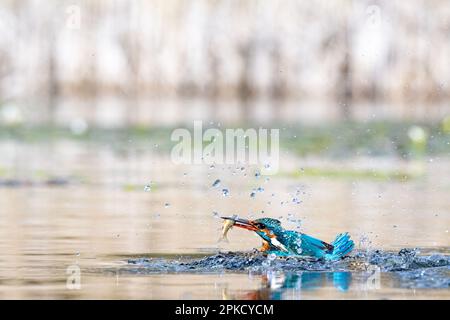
(276, 231), (332, 257)
(299, 233), (334, 258)
(297, 232), (354, 260)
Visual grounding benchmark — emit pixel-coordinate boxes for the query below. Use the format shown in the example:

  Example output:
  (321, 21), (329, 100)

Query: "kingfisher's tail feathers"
(326, 232), (354, 261)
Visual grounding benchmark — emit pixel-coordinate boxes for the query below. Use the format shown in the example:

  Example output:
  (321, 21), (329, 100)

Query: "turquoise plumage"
(251, 218), (354, 260)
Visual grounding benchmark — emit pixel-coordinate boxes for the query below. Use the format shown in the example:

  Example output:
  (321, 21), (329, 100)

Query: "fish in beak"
(220, 216), (289, 253)
(220, 216), (258, 232)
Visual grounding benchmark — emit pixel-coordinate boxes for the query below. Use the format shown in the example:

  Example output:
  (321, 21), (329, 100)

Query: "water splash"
(267, 253), (277, 261)
(125, 248), (450, 289)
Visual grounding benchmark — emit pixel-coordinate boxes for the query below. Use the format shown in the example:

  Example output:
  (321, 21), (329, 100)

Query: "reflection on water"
(231, 272), (352, 300)
(0, 141), (449, 299)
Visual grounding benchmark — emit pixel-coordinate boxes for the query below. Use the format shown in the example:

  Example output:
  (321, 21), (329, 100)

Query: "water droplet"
(256, 187), (264, 193)
(164, 203), (170, 208)
(255, 171), (261, 178)
(250, 191), (256, 198)
(268, 253), (276, 261)
(212, 179), (221, 187)
(295, 238), (302, 249)
(222, 189), (229, 197)
(212, 211), (219, 218)
(144, 184), (152, 192)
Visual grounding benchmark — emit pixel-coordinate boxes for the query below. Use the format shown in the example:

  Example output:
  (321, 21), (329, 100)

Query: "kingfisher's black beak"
(221, 216), (258, 231)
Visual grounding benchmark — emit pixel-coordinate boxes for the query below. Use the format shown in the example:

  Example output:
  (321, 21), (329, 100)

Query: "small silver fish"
(219, 216), (236, 243)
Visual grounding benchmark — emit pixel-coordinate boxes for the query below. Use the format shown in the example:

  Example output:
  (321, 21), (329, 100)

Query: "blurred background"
(0, 0), (449, 299)
(1, 0), (450, 126)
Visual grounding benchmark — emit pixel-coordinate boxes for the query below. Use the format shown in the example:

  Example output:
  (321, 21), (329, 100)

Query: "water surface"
(0, 141), (448, 299)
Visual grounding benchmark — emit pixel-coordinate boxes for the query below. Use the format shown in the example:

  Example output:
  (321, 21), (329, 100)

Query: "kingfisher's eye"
(255, 223), (265, 229)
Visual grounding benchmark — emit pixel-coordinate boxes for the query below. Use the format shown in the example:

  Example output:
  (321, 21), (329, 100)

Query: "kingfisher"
(221, 216), (354, 261)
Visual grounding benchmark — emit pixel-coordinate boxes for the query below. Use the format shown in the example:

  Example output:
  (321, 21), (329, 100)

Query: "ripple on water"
(123, 248), (450, 289)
